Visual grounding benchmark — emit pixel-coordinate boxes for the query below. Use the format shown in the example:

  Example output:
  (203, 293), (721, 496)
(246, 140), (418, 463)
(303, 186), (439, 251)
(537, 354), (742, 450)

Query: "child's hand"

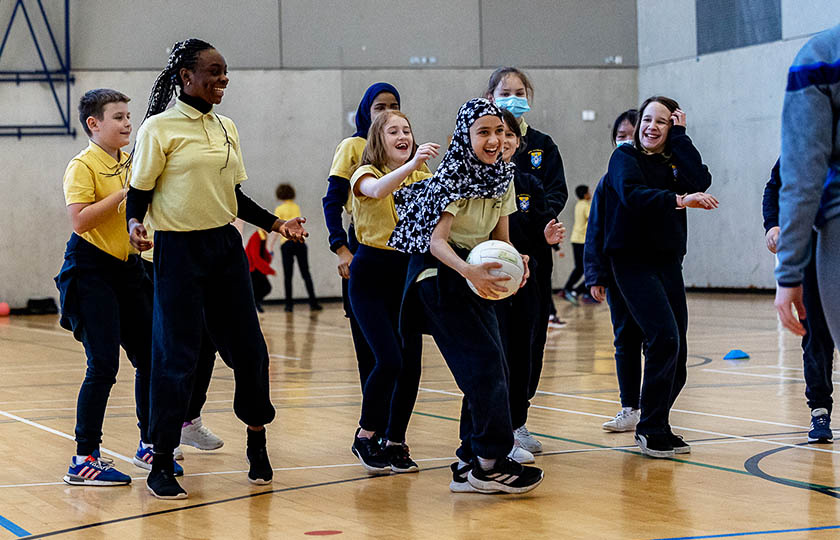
(590, 285), (606, 303)
(128, 219), (153, 252)
(275, 217), (309, 242)
(464, 261), (509, 299)
(412, 142), (440, 168)
(765, 226), (780, 254)
(544, 219), (565, 245)
(678, 192), (718, 210)
(518, 254), (530, 289)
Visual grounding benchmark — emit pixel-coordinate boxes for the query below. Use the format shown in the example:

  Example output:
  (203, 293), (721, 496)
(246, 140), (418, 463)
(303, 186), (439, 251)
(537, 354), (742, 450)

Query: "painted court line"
(0, 409), (133, 464)
(704, 368), (840, 384)
(651, 523), (840, 539)
(418, 387), (840, 455)
(0, 514), (30, 537)
(536, 389), (807, 429)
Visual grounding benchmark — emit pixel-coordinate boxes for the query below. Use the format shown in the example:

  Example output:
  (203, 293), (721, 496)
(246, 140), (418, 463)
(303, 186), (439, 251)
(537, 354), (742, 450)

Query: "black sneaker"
(635, 433), (675, 458)
(385, 443), (419, 474)
(146, 467), (187, 500)
(668, 432), (691, 454)
(351, 429), (391, 475)
(310, 303), (323, 311)
(246, 446), (273, 485)
(449, 461), (498, 493)
(467, 457), (543, 494)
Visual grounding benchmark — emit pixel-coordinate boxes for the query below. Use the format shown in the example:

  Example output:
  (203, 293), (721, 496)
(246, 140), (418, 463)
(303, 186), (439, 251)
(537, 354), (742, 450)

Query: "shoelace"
(813, 416), (830, 428)
(91, 456), (115, 470)
(514, 426), (532, 437)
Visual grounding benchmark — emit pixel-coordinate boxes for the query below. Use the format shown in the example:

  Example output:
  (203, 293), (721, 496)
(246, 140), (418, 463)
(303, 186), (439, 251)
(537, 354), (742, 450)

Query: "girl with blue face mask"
(484, 67), (568, 453)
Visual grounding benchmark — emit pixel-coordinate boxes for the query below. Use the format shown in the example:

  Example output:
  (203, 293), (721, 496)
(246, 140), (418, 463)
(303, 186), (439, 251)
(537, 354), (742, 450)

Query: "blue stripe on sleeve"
(787, 58), (840, 91)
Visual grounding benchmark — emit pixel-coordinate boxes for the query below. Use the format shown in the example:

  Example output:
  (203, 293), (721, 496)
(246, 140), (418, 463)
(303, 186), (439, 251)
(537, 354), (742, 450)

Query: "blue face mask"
(616, 139), (633, 146)
(494, 96), (530, 118)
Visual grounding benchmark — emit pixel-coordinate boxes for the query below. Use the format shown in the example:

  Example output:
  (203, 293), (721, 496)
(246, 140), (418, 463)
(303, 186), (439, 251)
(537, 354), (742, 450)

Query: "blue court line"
(0, 515), (30, 537)
(651, 523), (840, 539)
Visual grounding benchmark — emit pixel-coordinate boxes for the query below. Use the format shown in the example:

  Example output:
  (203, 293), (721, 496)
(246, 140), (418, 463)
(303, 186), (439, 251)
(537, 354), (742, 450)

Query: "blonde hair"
(361, 110), (416, 171)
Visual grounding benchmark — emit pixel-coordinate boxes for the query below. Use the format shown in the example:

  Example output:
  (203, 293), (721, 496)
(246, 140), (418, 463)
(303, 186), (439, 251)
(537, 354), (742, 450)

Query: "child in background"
(560, 185), (594, 304)
(272, 184), (320, 312)
(585, 109), (645, 432)
(496, 109), (565, 458)
(246, 229), (276, 313)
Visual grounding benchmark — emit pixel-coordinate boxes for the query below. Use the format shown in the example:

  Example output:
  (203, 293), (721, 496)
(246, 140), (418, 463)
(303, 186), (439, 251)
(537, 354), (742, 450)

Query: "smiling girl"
(347, 111), (439, 474)
(389, 99), (543, 495)
(601, 96), (717, 458)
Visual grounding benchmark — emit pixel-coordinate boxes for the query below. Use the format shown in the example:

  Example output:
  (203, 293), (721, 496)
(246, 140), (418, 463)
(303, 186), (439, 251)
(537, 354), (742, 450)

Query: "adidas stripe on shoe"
(63, 451), (131, 486)
(467, 457), (544, 494)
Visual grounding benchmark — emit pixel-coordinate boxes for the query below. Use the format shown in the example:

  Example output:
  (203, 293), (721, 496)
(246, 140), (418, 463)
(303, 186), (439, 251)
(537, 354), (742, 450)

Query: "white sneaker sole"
(467, 470), (544, 494)
(602, 422), (637, 432)
(63, 474), (130, 486)
(247, 476), (273, 485)
(449, 480), (498, 494)
(133, 457), (152, 471)
(180, 437), (224, 451)
(635, 436), (675, 458)
(351, 447), (391, 475)
(146, 484), (188, 500)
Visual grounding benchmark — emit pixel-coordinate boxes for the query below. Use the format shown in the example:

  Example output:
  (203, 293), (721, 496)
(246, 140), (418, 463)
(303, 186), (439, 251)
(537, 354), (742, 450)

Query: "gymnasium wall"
(636, 0), (840, 289)
(0, 0), (636, 306)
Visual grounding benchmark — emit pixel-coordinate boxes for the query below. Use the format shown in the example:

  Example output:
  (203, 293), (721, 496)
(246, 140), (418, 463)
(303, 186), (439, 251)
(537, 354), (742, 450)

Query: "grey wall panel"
(638, 37), (807, 289)
(0, 0), (68, 70)
(281, 0), (480, 68)
(481, 0), (638, 67)
(69, 1), (281, 69)
(696, 0), (781, 56)
(637, 0), (696, 66)
(781, 0), (840, 39)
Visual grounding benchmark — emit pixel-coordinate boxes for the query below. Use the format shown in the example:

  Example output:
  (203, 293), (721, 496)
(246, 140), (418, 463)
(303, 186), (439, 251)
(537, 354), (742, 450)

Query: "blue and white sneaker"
(63, 451), (131, 486)
(808, 408), (833, 443)
(133, 442), (184, 476)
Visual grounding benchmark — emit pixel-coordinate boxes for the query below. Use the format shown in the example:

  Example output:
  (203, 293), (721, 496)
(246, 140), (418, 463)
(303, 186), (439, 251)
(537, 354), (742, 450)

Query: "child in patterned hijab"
(388, 98), (513, 254)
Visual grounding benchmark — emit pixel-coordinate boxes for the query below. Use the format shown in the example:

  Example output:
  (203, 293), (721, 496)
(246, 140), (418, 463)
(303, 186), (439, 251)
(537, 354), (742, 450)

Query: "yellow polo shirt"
(570, 198), (591, 244)
(130, 99), (247, 232)
(444, 181), (516, 250)
(63, 141), (132, 261)
(273, 200), (301, 245)
(349, 165), (431, 250)
(329, 137), (366, 213)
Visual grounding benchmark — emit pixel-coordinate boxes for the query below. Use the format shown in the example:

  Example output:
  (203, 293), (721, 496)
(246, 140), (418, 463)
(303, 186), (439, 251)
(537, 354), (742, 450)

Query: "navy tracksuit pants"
(55, 234), (152, 456)
(150, 225), (275, 453)
(610, 255), (687, 436)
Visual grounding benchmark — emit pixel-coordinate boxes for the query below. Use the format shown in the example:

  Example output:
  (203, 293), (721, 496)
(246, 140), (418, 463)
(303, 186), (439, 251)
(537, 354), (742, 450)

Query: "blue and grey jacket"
(776, 23), (840, 287)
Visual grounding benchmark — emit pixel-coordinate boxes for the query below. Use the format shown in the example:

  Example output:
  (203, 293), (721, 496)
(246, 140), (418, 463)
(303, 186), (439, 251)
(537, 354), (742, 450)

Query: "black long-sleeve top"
(125, 94), (277, 232)
(509, 168), (556, 258)
(583, 176), (610, 287)
(761, 158), (781, 233)
(322, 175), (351, 253)
(514, 126), (569, 217)
(602, 126), (712, 257)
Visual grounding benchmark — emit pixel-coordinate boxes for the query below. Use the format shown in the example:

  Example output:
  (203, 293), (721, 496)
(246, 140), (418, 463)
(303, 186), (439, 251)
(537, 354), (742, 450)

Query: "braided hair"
(143, 38), (214, 121)
(114, 39), (215, 183)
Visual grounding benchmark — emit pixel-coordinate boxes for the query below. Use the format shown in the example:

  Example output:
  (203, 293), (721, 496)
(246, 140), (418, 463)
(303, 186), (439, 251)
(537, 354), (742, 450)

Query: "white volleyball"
(465, 240), (525, 300)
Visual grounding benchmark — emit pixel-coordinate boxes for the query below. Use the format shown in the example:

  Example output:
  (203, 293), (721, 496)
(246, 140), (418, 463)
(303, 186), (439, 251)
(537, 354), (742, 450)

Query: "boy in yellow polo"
(55, 89), (180, 486)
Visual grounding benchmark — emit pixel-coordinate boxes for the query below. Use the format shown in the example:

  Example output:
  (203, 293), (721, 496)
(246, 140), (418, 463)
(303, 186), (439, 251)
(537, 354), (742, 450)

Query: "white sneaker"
(180, 417), (224, 450)
(513, 425), (543, 453)
(507, 441), (535, 464)
(173, 446), (184, 460)
(602, 407), (640, 432)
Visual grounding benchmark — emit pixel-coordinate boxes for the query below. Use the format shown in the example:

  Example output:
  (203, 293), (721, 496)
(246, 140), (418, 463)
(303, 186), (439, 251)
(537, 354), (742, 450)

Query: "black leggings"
(281, 241), (317, 306)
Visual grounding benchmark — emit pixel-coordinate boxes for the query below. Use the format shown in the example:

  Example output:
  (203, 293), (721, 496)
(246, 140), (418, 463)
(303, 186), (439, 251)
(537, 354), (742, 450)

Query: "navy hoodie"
(602, 125), (712, 258)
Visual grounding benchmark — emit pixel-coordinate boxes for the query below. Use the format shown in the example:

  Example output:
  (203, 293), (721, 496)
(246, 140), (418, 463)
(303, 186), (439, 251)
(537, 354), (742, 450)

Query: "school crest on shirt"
(529, 150), (543, 169)
(517, 193), (531, 212)
(671, 164), (679, 180)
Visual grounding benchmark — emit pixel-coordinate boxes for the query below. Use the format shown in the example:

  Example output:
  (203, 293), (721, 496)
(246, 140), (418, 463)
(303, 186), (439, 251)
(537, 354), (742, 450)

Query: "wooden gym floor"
(0, 292), (838, 539)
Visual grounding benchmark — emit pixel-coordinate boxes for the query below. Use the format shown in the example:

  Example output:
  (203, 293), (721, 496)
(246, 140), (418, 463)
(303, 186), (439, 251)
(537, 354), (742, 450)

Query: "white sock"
(72, 455), (89, 465)
(140, 441), (153, 450)
(477, 456), (496, 471)
(812, 408), (829, 417)
(458, 460), (470, 469)
(386, 440), (402, 447)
